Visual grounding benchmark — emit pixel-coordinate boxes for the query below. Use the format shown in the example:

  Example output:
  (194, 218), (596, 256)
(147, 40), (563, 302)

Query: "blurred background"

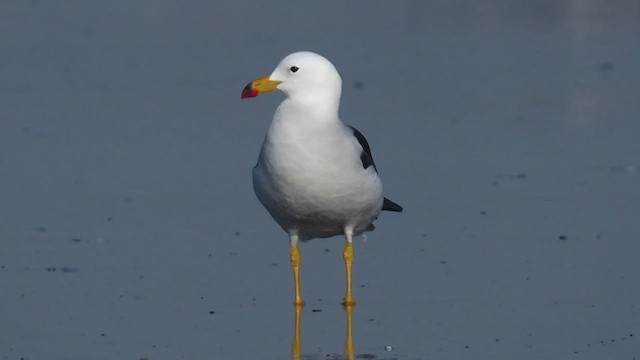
(1, 1), (639, 359)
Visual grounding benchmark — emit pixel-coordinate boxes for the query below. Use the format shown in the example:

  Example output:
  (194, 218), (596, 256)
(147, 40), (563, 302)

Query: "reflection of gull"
(242, 51), (402, 305)
(290, 304), (358, 360)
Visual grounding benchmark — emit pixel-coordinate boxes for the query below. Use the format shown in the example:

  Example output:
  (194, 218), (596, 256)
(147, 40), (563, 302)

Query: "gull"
(242, 51), (402, 306)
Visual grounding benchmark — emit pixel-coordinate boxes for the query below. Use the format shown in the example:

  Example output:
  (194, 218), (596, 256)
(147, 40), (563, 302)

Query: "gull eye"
(290, 66), (299, 73)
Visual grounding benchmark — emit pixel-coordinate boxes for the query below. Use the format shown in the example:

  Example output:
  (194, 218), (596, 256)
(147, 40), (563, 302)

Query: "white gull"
(242, 51), (402, 305)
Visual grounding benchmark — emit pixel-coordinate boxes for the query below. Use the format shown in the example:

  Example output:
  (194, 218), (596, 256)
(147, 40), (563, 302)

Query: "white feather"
(252, 52), (385, 241)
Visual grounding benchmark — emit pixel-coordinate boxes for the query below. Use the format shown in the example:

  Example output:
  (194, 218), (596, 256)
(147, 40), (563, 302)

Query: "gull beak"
(241, 76), (282, 99)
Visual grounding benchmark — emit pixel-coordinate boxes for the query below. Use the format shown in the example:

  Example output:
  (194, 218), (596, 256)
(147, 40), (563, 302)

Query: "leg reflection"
(292, 303), (303, 360)
(290, 304), (357, 360)
(344, 304), (355, 360)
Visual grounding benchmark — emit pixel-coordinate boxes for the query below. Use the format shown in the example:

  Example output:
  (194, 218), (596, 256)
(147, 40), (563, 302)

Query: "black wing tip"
(349, 125), (377, 171)
(382, 197), (403, 212)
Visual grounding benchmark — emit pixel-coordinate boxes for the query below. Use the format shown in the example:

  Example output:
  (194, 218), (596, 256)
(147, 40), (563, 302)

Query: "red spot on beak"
(241, 82), (258, 99)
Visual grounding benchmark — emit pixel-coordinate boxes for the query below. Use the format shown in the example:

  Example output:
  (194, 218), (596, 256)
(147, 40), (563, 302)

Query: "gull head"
(242, 51), (342, 104)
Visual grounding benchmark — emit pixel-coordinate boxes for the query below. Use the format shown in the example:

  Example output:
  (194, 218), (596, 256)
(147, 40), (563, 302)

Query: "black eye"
(290, 66), (299, 73)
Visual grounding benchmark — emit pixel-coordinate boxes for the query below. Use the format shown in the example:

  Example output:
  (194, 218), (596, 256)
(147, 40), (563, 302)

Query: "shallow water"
(1, 1), (639, 359)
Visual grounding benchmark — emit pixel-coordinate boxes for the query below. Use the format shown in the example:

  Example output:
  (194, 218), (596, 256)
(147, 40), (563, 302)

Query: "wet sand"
(1, 1), (639, 359)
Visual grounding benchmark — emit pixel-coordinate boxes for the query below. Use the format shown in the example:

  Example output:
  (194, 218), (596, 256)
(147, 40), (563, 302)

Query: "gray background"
(1, 1), (639, 359)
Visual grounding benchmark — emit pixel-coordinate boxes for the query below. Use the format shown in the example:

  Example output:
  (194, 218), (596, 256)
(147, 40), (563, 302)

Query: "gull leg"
(290, 235), (305, 306)
(341, 230), (356, 306)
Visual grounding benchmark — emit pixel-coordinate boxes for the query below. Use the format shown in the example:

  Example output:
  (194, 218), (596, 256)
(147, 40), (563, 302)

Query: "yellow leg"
(290, 244), (305, 306)
(341, 242), (356, 306)
(292, 304), (303, 360)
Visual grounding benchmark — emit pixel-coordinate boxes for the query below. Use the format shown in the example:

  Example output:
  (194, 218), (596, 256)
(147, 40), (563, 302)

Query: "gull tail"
(382, 197), (403, 212)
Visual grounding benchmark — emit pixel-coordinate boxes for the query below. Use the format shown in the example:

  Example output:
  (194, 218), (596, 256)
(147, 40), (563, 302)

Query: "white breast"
(252, 101), (383, 240)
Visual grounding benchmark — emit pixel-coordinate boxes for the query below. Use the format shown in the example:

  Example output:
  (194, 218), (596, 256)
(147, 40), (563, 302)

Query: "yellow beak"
(241, 76), (281, 99)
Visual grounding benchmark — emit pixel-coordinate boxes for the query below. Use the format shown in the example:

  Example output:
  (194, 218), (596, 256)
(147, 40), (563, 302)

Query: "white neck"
(285, 88), (341, 117)
(274, 96), (338, 125)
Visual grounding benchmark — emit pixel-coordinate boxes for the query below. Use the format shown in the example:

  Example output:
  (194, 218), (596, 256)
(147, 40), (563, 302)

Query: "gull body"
(242, 51), (402, 305)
